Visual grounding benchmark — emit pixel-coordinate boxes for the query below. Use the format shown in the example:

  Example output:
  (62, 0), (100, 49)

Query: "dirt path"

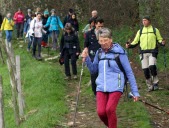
(53, 53), (169, 128)
(59, 80), (105, 128)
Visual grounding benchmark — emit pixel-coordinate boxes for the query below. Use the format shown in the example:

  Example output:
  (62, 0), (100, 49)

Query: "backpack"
(97, 48), (128, 84)
(49, 16), (59, 25)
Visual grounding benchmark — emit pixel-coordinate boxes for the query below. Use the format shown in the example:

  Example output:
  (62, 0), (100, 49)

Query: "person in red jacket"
(13, 8), (25, 40)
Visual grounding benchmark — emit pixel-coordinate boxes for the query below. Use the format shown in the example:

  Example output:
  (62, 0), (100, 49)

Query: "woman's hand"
(76, 52), (79, 56)
(81, 48), (89, 62)
(133, 96), (139, 102)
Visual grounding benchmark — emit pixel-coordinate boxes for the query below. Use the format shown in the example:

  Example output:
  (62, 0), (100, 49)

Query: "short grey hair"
(92, 10), (98, 15)
(97, 27), (112, 39)
(6, 13), (11, 17)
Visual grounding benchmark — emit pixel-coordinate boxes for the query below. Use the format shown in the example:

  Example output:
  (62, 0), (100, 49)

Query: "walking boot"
(73, 75), (78, 80)
(64, 76), (71, 80)
(146, 78), (153, 92)
(36, 54), (42, 61)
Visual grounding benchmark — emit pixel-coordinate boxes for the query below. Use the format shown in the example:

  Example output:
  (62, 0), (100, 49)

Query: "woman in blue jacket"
(44, 9), (63, 50)
(81, 27), (140, 128)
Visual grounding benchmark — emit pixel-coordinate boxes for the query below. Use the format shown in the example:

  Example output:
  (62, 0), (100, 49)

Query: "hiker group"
(0, 7), (166, 128)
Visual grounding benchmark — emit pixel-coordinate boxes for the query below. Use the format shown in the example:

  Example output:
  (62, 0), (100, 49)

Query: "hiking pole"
(73, 62), (85, 127)
(129, 92), (169, 115)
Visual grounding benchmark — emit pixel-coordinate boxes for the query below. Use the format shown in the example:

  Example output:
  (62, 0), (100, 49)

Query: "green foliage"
(0, 41), (68, 128)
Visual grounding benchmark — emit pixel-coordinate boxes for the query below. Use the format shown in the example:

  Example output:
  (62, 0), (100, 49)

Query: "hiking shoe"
(73, 75), (78, 80)
(153, 84), (159, 91)
(36, 56), (42, 61)
(32, 55), (37, 59)
(147, 86), (154, 92)
(51, 48), (56, 51)
(27, 48), (30, 52)
(64, 76), (71, 80)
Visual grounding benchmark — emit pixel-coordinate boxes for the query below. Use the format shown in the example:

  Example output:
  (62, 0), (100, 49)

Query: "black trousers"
(16, 23), (24, 38)
(64, 50), (77, 76)
(90, 73), (98, 96)
(90, 54), (97, 96)
(32, 37), (42, 56)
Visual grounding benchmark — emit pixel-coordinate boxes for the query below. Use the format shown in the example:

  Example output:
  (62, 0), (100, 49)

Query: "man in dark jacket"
(84, 18), (104, 95)
(0, 13), (2, 26)
(63, 8), (74, 26)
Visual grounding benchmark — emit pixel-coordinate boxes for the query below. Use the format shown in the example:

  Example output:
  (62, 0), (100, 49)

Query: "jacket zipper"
(104, 55), (106, 92)
(118, 73), (121, 88)
(147, 28), (148, 49)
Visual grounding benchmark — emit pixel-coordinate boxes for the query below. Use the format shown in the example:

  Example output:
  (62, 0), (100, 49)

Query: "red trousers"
(96, 91), (122, 128)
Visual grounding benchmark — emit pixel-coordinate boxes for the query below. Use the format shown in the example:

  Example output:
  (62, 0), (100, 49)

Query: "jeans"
(5, 30), (13, 42)
(32, 37), (42, 56)
(27, 36), (33, 49)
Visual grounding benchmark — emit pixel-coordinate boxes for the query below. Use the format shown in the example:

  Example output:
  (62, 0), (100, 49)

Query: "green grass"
(0, 40), (68, 128)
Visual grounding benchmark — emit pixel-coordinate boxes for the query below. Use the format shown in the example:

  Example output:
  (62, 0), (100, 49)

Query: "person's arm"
(119, 54), (140, 97)
(28, 19), (35, 36)
(155, 28), (163, 44)
(0, 18), (6, 30)
(13, 13), (17, 21)
(85, 51), (99, 74)
(127, 30), (140, 48)
(84, 32), (89, 48)
(74, 34), (81, 53)
(57, 16), (64, 29)
(23, 20), (28, 33)
(11, 20), (14, 27)
(44, 16), (51, 28)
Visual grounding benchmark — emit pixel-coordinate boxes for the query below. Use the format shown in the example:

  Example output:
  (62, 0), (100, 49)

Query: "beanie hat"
(143, 16), (151, 21)
(51, 9), (56, 13)
(27, 9), (31, 12)
(44, 9), (49, 15)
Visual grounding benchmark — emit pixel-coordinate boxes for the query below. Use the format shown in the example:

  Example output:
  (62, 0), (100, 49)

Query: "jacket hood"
(100, 43), (126, 54)
(110, 43), (126, 54)
(33, 17), (42, 22)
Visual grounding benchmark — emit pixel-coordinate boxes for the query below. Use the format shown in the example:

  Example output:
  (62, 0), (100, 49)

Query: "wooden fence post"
(0, 46), (4, 64)
(0, 75), (5, 128)
(16, 55), (24, 118)
(7, 59), (20, 126)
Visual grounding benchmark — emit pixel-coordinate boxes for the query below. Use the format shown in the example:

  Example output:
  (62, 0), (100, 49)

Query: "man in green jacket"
(126, 16), (165, 92)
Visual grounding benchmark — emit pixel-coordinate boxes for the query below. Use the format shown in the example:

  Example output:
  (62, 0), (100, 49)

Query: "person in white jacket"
(28, 12), (46, 60)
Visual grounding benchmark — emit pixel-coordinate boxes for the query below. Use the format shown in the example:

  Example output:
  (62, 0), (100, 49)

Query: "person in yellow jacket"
(0, 13), (14, 44)
(126, 16), (165, 92)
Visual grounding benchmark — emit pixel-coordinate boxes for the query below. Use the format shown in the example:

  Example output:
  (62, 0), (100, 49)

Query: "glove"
(31, 33), (34, 37)
(46, 30), (50, 35)
(59, 57), (64, 65)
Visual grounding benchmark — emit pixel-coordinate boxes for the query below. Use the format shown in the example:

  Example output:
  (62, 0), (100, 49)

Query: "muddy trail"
(54, 53), (169, 128)
(129, 55), (169, 128)
(55, 78), (106, 128)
